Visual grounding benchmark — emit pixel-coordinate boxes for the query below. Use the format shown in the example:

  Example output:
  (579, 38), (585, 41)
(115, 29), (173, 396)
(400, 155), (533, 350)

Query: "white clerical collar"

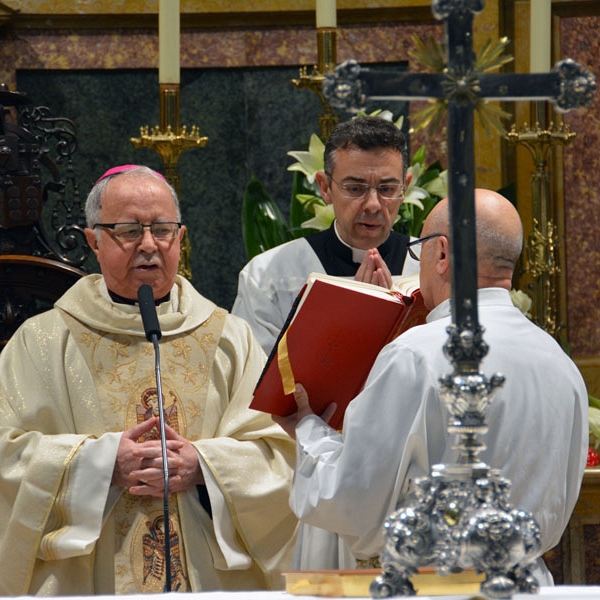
(426, 288), (513, 323)
(333, 220), (367, 264)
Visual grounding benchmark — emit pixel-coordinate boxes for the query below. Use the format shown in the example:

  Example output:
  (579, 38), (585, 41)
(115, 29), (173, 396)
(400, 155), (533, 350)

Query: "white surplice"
(291, 288), (589, 584)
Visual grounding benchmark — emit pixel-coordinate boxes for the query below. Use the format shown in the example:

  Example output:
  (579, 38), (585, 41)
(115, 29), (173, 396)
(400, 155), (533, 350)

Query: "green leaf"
(395, 204), (414, 236)
(241, 175), (293, 259)
(411, 144), (427, 166)
(290, 171), (321, 232)
(417, 166), (441, 187)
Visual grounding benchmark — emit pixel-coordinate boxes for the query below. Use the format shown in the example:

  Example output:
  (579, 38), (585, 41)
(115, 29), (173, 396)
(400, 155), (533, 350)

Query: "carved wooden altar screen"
(0, 84), (89, 350)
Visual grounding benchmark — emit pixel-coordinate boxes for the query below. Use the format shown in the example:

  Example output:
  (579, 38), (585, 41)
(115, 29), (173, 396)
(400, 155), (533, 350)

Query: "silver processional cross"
(323, 0), (596, 598)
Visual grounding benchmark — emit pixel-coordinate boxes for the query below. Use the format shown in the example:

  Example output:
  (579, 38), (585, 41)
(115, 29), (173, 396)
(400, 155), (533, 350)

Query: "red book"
(250, 273), (428, 430)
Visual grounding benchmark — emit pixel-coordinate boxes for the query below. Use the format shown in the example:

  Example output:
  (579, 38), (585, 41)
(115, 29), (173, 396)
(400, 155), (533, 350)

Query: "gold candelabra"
(291, 28), (339, 140)
(131, 83), (208, 280)
(506, 101), (575, 338)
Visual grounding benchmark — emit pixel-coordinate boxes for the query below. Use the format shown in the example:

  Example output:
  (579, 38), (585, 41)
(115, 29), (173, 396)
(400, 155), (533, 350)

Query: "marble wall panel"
(560, 15), (600, 358)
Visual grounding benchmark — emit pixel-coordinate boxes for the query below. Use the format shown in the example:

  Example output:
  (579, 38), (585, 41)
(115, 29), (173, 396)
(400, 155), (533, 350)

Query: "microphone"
(137, 284), (172, 592)
(138, 284), (162, 342)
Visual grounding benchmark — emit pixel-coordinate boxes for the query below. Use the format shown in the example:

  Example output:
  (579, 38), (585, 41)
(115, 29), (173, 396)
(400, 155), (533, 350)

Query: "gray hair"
(477, 220), (523, 271)
(85, 165), (181, 228)
(428, 197), (523, 272)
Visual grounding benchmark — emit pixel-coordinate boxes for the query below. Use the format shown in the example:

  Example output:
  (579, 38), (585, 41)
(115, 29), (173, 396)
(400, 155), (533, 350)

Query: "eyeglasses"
(406, 233), (445, 261)
(327, 174), (405, 201)
(94, 222), (182, 242)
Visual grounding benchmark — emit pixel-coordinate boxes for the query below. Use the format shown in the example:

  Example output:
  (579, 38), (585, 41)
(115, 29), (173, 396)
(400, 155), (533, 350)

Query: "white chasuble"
(0, 275), (297, 595)
(61, 308), (226, 593)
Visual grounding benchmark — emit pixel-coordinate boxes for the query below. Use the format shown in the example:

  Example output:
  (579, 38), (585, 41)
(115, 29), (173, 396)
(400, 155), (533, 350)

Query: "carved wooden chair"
(0, 84), (89, 351)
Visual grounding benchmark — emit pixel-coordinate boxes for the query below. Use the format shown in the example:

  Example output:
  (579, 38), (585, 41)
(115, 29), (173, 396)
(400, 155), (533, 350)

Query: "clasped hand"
(112, 416), (204, 497)
(354, 248), (393, 289)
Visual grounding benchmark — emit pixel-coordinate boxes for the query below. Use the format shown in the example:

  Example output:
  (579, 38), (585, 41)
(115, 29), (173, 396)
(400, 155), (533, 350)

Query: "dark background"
(18, 64), (407, 309)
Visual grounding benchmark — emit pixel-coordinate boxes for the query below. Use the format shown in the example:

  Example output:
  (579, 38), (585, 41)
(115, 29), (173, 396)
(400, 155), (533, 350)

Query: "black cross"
(323, 0), (596, 365)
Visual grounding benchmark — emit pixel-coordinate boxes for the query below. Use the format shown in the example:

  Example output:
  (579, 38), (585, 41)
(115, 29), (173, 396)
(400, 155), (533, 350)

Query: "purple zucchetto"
(95, 164), (167, 185)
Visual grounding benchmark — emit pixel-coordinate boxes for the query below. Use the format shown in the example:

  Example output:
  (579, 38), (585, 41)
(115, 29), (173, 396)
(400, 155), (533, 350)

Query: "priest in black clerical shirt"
(232, 115), (419, 355)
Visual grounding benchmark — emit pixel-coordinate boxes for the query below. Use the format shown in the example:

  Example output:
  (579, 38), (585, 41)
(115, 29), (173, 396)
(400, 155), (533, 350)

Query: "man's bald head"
(419, 189), (523, 309)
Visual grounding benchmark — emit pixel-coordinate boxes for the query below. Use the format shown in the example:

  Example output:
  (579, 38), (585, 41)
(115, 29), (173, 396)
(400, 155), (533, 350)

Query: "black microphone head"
(137, 284), (162, 342)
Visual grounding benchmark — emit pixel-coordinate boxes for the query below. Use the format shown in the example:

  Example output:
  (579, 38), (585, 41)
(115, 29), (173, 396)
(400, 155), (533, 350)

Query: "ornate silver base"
(370, 462), (541, 599)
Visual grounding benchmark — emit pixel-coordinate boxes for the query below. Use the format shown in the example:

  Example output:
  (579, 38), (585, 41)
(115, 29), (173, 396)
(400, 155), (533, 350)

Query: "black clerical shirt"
(306, 224), (410, 276)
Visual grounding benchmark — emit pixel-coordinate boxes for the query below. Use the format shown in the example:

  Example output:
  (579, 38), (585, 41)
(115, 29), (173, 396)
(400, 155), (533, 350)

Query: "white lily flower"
(367, 109), (394, 122)
(423, 169), (448, 199)
(287, 134), (325, 184)
(407, 161), (422, 182)
(403, 188), (426, 210)
(509, 289), (533, 318)
(301, 203), (335, 231)
(403, 163), (426, 210)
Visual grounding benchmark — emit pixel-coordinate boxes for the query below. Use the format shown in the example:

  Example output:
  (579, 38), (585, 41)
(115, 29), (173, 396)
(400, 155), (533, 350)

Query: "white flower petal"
(407, 163), (422, 183)
(423, 170), (448, 198)
(287, 134), (325, 184)
(307, 133), (325, 156)
(407, 186), (429, 200)
(373, 109), (394, 121)
(301, 204), (335, 231)
(403, 193), (425, 210)
(509, 289), (533, 317)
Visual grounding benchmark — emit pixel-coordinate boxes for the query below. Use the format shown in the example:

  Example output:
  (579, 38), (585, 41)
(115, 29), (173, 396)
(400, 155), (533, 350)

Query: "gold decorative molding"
(576, 358), (600, 398)
(551, 466), (600, 584)
(2, 0), (434, 14)
(511, 0), (600, 362)
(0, 1), (17, 26)
(0, 1), (437, 30)
(506, 105), (576, 339)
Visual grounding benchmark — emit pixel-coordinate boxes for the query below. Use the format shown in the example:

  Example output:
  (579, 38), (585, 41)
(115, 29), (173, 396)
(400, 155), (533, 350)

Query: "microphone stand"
(149, 332), (172, 593)
(138, 284), (172, 591)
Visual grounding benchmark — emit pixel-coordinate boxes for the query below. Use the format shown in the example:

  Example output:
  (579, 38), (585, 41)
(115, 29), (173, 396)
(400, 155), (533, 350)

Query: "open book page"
(390, 272), (420, 296)
(305, 271), (420, 295)
(290, 272), (421, 321)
